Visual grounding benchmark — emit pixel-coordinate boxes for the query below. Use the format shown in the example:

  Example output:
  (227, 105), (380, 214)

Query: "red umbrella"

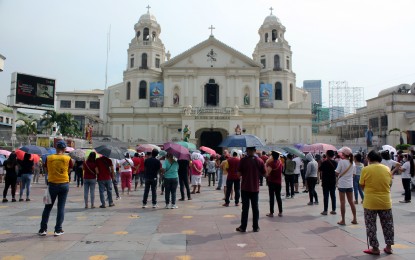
(301, 143), (337, 154)
(199, 146), (216, 156)
(15, 149), (40, 163)
(163, 142), (190, 160)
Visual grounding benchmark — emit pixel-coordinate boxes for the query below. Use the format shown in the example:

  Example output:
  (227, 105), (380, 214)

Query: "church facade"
(103, 9), (312, 150)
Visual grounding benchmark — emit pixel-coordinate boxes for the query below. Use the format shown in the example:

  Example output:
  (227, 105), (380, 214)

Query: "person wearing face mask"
(399, 154), (414, 203)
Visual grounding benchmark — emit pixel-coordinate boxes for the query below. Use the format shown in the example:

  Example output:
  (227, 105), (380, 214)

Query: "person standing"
(319, 150), (337, 215)
(74, 160), (84, 187)
(142, 149), (161, 208)
(190, 154), (203, 194)
(360, 150), (394, 255)
(293, 155), (303, 193)
(38, 140), (73, 236)
(335, 147), (357, 226)
(353, 153), (364, 204)
(223, 150), (241, 207)
(83, 152), (98, 209)
(178, 159), (192, 201)
(207, 156), (216, 187)
(131, 153), (141, 191)
(399, 153), (414, 203)
(265, 151), (283, 217)
(2, 152), (18, 202)
(236, 147), (266, 232)
(119, 153), (134, 195)
(17, 153), (34, 201)
(95, 154), (115, 208)
(259, 151), (269, 186)
(305, 153), (319, 205)
(160, 153), (179, 209)
(284, 154), (296, 199)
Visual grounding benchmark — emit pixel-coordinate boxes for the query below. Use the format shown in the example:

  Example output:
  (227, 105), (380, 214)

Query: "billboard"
(259, 83), (273, 108)
(149, 82), (164, 107)
(9, 72), (55, 110)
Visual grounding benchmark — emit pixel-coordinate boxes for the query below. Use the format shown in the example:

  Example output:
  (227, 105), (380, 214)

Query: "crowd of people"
(1, 141), (414, 255)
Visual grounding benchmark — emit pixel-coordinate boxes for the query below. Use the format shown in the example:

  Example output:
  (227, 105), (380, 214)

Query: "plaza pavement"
(1, 176), (415, 260)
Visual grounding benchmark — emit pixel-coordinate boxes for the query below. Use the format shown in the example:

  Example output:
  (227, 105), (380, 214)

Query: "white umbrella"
(382, 145), (397, 154)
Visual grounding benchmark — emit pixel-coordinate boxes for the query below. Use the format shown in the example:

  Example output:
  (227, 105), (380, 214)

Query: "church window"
(141, 53), (148, 69)
(273, 55), (281, 70)
(126, 82), (131, 100)
(155, 58), (160, 68)
(265, 33), (268, 43)
(272, 29), (278, 41)
(275, 82), (282, 100)
(143, 28), (149, 41)
(152, 31), (156, 41)
(130, 57), (134, 68)
(260, 55), (266, 68)
(139, 80), (147, 99)
(286, 57), (290, 70)
(205, 79), (219, 106)
(290, 83), (294, 101)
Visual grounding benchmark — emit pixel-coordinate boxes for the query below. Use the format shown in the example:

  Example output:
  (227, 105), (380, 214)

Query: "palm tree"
(56, 113), (80, 136)
(39, 110), (58, 135)
(16, 117), (37, 144)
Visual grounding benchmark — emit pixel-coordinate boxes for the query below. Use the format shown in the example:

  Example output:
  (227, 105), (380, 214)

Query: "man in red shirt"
(222, 150), (241, 207)
(236, 147), (266, 232)
(95, 155), (115, 208)
(131, 153), (141, 191)
(259, 151), (269, 186)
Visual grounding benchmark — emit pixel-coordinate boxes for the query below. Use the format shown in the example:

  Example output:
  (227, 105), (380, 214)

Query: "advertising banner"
(259, 83), (273, 108)
(36, 136), (50, 147)
(10, 72), (55, 110)
(149, 82), (164, 107)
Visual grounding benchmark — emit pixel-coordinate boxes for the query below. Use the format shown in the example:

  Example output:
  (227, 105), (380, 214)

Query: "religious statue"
(185, 105), (192, 116)
(365, 128), (373, 147)
(85, 123), (93, 144)
(183, 125), (191, 142)
(243, 93), (250, 105)
(235, 124), (242, 135)
(234, 105), (239, 116)
(173, 93), (180, 105)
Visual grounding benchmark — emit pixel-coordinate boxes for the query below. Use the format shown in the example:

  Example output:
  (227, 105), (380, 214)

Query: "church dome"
(139, 12), (157, 22)
(263, 15), (281, 25)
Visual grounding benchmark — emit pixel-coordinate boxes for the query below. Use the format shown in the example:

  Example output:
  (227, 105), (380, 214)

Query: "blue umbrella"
(19, 145), (49, 156)
(219, 134), (266, 148)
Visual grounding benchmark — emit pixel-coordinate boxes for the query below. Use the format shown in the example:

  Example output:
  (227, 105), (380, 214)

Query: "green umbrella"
(175, 141), (197, 150)
(281, 146), (306, 160)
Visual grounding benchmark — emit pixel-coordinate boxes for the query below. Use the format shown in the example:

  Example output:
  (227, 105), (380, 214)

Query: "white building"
(103, 9), (312, 149)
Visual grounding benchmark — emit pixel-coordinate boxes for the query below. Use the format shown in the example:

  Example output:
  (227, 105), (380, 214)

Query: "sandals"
(337, 221), (346, 226)
(384, 247), (393, 254)
(363, 249), (380, 255)
(351, 220), (358, 225)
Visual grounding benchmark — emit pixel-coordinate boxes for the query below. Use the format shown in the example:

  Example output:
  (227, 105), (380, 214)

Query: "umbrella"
(382, 145), (397, 154)
(219, 134), (266, 148)
(18, 145), (49, 156)
(94, 145), (125, 160)
(15, 149), (41, 163)
(136, 144), (161, 153)
(163, 142), (191, 160)
(127, 149), (137, 157)
(175, 141), (197, 150)
(281, 146), (306, 160)
(65, 147), (75, 153)
(69, 149), (86, 161)
(0, 149), (11, 157)
(191, 152), (205, 164)
(0, 156), (5, 164)
(301, 143), (337, 153)
(199, 146), (216, 156)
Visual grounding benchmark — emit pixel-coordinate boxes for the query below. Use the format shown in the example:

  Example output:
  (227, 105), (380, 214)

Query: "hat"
(56, 140), (67, 149)
(338, 146), (352, 156)
(271, 150), (280, 158)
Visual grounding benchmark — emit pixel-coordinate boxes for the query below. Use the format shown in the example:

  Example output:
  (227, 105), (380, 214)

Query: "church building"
(103, 8), (312, 150)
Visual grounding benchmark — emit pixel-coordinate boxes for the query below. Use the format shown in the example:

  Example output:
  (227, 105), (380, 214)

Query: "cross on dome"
(146, 5), (151, 13)
(209, 25), (215, 36)
(269, 7), (274, 15)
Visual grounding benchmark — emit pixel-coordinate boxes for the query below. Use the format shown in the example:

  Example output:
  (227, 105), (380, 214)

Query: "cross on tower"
(146, 5), (151, 13)
(209, 25), (215, 36)
(269, 7), (274, 15)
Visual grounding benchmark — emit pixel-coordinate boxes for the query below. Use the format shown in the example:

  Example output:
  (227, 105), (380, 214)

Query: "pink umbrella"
(0, 149), (11, 157)
(65, 147), (75, 152)
(136, 144), (161, 153)
(301, 143), (337, 153)
(199, 146), (216, 156)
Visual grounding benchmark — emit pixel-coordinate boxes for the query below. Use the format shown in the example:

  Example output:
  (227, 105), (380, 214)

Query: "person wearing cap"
(265, 151), (283, 217)
(38, 140), (73, 237)
(335, 146), (357, 226)
(236, 147), (266, 232)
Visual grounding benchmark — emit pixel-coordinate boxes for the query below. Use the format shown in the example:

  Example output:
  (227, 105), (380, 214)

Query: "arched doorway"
(200, 131), (223, 154)
(205, 79), (219, 106)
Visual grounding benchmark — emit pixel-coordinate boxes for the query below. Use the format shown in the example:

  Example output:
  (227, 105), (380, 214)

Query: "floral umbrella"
(69, 149), (86, 161)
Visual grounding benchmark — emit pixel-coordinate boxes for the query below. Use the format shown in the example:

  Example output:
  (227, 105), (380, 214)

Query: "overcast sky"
(1, 0), (414, 109)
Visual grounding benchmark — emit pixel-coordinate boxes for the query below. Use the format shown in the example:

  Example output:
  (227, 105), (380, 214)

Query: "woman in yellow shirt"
(359, 150), (393, 255)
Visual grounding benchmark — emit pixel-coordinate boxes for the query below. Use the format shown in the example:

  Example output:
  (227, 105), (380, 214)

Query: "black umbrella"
(94, 145), (125, 160)
(19, 145), (49, 156)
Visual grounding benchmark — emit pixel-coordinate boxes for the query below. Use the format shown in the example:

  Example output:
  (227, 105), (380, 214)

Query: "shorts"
(222, 174), (227, 184)
(191, 175), (202, 186)
(338, 187), (353, 193)
(132, 174), (140, 182)
(294, 174), (299, 184)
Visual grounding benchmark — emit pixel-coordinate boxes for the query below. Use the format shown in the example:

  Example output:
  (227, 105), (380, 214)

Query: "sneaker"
(321, 211), (328, 215)
(253, 227), (260, 232)
(26, 198), (31, 202)
(109, 203), (115, 207)
(178, 198), (185, 201)
(19, 198), (24, 202)
(152, 204), (158, 208)
(165, 204), (170, 209)
(222, 203), (229, 207)
(171, 204), (178, 209)
(307, 202), (314, 205)
(2, 198), (8, 203)
(314, 202), (319, 205)
(291, 196), (295, 199)
(11, 198), (16, 202)
(38, 229), (47, 236)
(54, 230), (64, 236)
(142, 204), (147, 208)
(116, 197), (121, 200)
(99, 205), (106, 208)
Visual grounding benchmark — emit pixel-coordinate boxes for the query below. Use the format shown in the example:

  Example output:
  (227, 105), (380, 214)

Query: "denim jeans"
(307, 177), (319, 203)
(84, 179), (96, 206)
(225, 179), (240, 204)
(98, 180), (113, 206)
(178, 172), (191, 200)
(240, 190), (259, 230)
(353, 175), (364, 201)
(143, 178), (158, 205)
(20, 173), (33, 199)
(40, 182), (69, 232)
(216, 169), (223, 189)
(164, 178), (178, 205)
(285, 174), (295, 197)
(322, 185), (336, 212)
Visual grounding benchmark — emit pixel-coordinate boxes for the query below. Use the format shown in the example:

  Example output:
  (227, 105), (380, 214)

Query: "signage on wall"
(259, 83), (273, 108)
(149, 82), (164, 107)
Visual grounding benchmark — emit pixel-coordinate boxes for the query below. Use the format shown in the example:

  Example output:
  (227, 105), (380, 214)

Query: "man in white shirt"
(292, 156), (303, 193)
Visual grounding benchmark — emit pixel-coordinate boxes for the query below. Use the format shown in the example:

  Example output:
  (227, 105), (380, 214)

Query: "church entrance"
(205, 79), (219, 106)
(199, 131), (223, 155)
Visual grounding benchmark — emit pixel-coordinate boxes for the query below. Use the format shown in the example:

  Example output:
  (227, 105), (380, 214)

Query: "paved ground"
(1, 176), (415, 260)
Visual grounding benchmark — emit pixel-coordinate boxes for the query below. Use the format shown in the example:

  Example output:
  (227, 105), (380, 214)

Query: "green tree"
(39, 110), (58, 135)
(16, 117), (37, 144)
(56, 113), (81, 136)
